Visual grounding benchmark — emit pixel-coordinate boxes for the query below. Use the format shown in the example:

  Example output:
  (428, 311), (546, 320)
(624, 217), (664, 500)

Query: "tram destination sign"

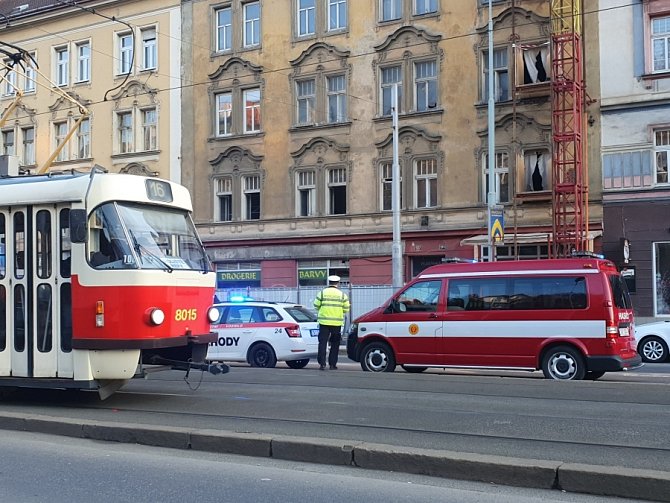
(145, 179), (173, 203)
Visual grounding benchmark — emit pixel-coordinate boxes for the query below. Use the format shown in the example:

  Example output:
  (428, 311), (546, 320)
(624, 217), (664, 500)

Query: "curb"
(1, 411), (669, 502)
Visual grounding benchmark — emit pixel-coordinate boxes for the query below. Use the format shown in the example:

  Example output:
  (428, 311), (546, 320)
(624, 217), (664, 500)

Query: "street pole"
(487, 0), (497, 262)
(391, 83), (403, 290)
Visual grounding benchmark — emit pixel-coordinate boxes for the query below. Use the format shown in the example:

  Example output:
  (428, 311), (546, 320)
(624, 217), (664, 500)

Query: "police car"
(207, 299), (320, 368)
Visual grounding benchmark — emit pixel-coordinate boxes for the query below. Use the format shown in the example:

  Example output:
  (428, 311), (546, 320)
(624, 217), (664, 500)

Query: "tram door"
(6, 205), (73, 378)
(0, 211), (8, 376)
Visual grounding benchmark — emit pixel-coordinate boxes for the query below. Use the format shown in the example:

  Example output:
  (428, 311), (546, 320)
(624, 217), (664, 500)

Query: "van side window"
(397, 280), (441, 312)
(447, 276), (587, 311)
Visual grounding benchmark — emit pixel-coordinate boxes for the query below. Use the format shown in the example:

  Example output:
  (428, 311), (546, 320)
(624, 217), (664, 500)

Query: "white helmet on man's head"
(328, 275), (341, 283)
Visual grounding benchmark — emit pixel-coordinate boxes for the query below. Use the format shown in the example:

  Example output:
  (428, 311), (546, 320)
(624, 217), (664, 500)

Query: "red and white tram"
(0, 168), (226, 398)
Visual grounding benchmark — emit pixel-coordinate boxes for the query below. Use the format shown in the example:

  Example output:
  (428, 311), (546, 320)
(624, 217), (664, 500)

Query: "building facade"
(181, 0), (603, 290)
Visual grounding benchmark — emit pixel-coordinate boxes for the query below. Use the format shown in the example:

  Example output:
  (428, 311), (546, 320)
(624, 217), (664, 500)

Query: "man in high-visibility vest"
(314, 275), (350, 370)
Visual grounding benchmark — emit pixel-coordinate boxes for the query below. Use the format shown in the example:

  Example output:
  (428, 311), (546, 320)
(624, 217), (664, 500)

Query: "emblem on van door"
(409, 323), (419, 335)
(619, 312), (630, 321)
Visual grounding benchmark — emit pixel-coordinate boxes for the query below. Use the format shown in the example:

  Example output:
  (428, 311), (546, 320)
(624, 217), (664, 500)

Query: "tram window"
(60, 209), (71, 278)
(0, 285), (5, 352)
(36, 284), (52, 353)
(36, 210), (52, 279)
(13, 212), (24, 279)
(0, 214), (5, 279)
(88, 204), (135, 269)
(60, 283), (72, 352)
(14, 284), (25, 352)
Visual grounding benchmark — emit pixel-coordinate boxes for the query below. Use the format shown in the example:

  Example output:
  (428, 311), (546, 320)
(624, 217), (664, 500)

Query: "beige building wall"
(0, 0), (181, 180)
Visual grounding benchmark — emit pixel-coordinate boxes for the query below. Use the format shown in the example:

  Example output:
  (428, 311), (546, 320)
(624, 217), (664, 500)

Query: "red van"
(347, 257), (641, 380)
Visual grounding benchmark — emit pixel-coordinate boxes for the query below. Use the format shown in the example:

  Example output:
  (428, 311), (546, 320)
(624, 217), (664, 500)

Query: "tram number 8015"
(175, 308), (198, 321)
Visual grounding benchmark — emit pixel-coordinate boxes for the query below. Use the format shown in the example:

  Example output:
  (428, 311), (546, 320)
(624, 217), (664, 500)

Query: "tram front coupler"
(148, 356), (230, 375)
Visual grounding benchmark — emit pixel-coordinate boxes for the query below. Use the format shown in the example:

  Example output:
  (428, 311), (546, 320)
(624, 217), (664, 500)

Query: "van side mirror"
(70, 209), (87, 243)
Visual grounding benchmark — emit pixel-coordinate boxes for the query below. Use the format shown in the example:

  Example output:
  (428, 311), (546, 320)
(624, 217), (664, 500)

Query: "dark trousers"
(317, 324), (342, 367)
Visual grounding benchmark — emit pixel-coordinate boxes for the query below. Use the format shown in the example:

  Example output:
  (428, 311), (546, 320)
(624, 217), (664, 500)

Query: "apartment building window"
(76, 42), (90, 82)
(244, 88), (261, 133)
(298, 0), (316, 37)
(54, 122), (68, 161)
(652, 16), (670, 73)
(216, 177), (233, 221)
(482, 48), (509, 102)
(414, 158), (437, 208)
(415, 60), (437, 112)
(142, 28), (157, 71)
(2, 130), (14, 155)
(216, 7), (233, 52)
(216, 92), (233, 136)
(118, 112), (133, 153)
(414, 0), (437, 15)
(244, 2), (261, 48)
(142, 109), (157, 151)
(328, 167), (347, 215)
(296, 170), (316, 216)
(24, 54), (36, 92)
(243, 174), (261, 220)
(521, 45), (549, 85)
(327, 75), (346, 123)
(523, 150), (550, 192)
(55, 47), (69, 86)
(296, 79), (316, 125)
(380, 161), (403, 211)
(22, 127), (35, 165)
(381, 66), (402, 115)
(118, 33), (133, 74)
(655, 129), (670, 184)
(2, 62), (16, 96)
(381, 0), (402, 21)
(77, 119), (90, 159)
(328, 0), (347, 31)
(483, 151), (510, 204)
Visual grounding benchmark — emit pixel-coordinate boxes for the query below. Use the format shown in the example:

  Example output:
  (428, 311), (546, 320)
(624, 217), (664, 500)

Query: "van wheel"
(401, 365), (428, 373)
(541, 346), (586, 380)
(286, 358), (309, 369)
(639, 336), (669, 363)
(248, 343), (277, 368)
(361, 342), (396, 372)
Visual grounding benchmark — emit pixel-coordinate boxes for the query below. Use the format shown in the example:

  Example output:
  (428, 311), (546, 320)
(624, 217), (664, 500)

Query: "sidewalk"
(0, 410), (668, 502)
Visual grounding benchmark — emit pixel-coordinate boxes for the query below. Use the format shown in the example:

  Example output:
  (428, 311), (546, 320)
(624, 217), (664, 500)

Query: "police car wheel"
(248, 342), (277, 368)
(541, 345), (586, 380)
(286, 359), (310, 369)
(639, 336), (669, 363)
(361, 342), (396, 372)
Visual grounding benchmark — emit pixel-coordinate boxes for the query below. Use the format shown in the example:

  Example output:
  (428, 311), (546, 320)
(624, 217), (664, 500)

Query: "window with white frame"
(216, 92), (233, 136)
(296, 79), (316, 125)
(328, 167), (347, 215)
(482, 48), (509, 102)
(523, 150), (550, 192)
(243, 88), (261, 133)
(655, 129), (670, 184)
(76, 42), (90, 82)
(243, 174), (261, 220)
(142, 108), (157, 151)
(381, 0), (402, 21)
(2, 129), (14, 155)
(328, 0), (347, 31)
(55, 46), (69, 86)
(414, 158), (437, 208)
(77, 119), (90, 159)
(2, 62), (16, 96)
(414, 0), (437, 15)
(24, 54), (36, 92)
(118, 33), (133, 74)
(381, 65), (402, 115)
(141, 27), (157, 70)
(415, 60), (437, 112)
(117, 112), (133, 153)
(297, 170), (316, 216)
(521, 45), (549, 84)
(297, 0), (316, 37)
(483, 151), (510, 203)
(22, 127), (35, 165)
(327, 75), (346, 123)
(54, 122), (68, 161)
(216, 6), (232, 52)
(380, 161), (403, 211)
(244, 2), (261, 48)
(652, 16), (670, 73)
(216, 177), (233, 222)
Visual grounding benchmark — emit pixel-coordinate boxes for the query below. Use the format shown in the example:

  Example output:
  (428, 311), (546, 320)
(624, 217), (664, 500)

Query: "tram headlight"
(149, 308), (165, 326)
(207, 306), (220, 323)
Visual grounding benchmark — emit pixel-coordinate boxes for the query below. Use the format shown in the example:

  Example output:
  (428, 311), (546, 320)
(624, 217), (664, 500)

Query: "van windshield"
(609, 274), (633, 309)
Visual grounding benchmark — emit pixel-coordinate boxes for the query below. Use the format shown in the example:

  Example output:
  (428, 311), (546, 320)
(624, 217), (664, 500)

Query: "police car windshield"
(284, 306), (317, 322)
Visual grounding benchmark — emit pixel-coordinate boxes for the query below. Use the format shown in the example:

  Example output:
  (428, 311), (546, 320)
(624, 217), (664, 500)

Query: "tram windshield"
(88, 202), (210, 271)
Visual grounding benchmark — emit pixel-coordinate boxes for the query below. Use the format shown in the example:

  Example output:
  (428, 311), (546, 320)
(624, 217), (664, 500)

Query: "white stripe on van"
(420, 268), (600, 279)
